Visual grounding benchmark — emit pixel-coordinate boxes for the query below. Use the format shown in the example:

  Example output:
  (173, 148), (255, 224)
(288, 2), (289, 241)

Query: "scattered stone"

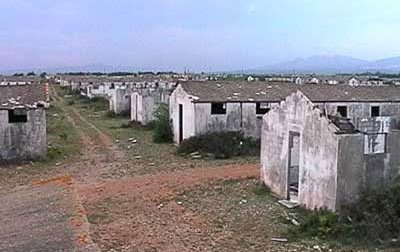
(313, 245), (321, 251)
(271, 238), (288, 242)
(134, 156), (142, 159)
(55, 162), (62, 166)
(115, 139), (120, 143)
(157, 203), (164, 209)
(239, 199), (248, 204)
(191, 155), (202, 160)
(177, 201), (183, 205)
(278, 200), (299, 209)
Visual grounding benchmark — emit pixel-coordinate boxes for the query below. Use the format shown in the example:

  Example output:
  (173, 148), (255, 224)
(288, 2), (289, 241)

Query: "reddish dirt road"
(79, 163), (258, 203)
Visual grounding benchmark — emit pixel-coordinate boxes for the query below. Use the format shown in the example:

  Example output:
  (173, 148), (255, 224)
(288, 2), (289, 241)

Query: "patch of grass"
(223, 179), (241, 186)
(152, 104), (173, 143)
(177, 131), (260, 159)
(80, 96), (109, 112)
(44, 96), (81, 163)
(87, 213), (110, 225)
(289, 179), (400, 247)
(252, 183), (271, 196)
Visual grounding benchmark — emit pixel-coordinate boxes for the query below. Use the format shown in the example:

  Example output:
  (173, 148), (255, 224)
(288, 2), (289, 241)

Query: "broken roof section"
(180, 81), (400, 103)
(0, 83), (48, 109)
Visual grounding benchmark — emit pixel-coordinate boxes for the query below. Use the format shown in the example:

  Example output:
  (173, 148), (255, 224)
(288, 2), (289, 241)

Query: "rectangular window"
(337, 106), (348, 117)
(364, 133), (386, 154)
(371, 106), (380, 117)
(256, 102), (271, 114)
(8, 109), (28, 123)
(211, 102), (226, 115)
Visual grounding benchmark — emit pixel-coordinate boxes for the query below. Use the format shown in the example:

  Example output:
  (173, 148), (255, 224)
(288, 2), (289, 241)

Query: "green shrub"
(152, 104), (173, 143)
(291, 179), (400, 245)
(47, 145), (65, 160)
(177, 131), (260, 159)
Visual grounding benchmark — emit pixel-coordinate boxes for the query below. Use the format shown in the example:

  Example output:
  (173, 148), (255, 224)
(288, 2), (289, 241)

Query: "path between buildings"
(50, 86), (261, 251)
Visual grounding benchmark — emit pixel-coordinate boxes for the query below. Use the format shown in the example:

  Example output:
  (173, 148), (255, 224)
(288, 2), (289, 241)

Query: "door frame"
(287, 131), (301, 201)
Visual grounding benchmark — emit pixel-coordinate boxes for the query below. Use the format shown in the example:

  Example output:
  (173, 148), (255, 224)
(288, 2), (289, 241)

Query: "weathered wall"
(131, 88), (171, 125)
(336, 134), (365, 208)
(0, 109), (47, 161)
(170, 85), (196, 143)
(336, 128), (400, 209)
(109, 88), (131, 115)
(261, 92), (340, 210)
(316, 102), (400, 125)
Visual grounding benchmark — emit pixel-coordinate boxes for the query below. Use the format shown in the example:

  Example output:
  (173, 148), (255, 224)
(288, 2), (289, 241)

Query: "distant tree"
(27, 71), (36, 76)
(40, 72), (47, 78)
(13, 73), (24, 77)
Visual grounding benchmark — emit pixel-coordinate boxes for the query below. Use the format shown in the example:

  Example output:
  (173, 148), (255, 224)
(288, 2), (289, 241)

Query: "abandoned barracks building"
(131, 81), (176, 125)
(169, 81), (302, 143)
(0, 83), (49, 161)
(260, 87), (400, 211)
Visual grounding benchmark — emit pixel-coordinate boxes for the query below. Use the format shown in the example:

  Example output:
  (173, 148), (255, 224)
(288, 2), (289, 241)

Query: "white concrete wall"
(109, 88), (131, 115)
(131, 88), (172, 125)
(193, 102), (263, 139)
(170, 85), (196, 143)
(261, 92), (340, 210)
(0, 109), (47, 161)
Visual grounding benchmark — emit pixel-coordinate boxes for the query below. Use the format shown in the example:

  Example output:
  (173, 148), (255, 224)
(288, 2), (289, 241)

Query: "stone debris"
(271, 238), (288, 242)
(278, 200), (300, 209)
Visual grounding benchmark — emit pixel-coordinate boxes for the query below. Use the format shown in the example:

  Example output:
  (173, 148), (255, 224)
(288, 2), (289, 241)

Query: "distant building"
(131, 82), (176, 125)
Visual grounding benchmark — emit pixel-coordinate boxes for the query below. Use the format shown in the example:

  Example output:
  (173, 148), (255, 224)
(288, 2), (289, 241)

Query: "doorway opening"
(288, 132), (300, 203)
(179, 104), (183, 143)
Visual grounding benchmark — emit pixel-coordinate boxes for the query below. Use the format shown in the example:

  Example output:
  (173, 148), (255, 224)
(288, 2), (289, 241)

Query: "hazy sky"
(1, 0), (400, 72)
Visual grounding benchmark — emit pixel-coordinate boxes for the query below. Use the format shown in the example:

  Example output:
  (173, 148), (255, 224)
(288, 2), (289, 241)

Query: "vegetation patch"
(177, 131), (260, 159)
(152, 104), (173, 143)
(290, 179), (400, 247)
(45, 104), (80, 163)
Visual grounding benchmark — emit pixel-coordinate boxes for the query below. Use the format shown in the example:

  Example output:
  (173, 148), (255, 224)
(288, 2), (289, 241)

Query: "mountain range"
(249, 55), (400, 74)
(2, 55), (400, 75)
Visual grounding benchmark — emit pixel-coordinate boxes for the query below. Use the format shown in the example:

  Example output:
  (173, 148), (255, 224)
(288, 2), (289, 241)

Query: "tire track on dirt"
(50, 86), (128, 183)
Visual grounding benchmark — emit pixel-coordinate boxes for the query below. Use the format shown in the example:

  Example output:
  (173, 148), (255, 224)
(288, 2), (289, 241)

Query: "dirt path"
(78, 163), (258, 252)
(79, 163), (258, 204)
(50, 86), (128, 183)
(50, 87), (301, 252)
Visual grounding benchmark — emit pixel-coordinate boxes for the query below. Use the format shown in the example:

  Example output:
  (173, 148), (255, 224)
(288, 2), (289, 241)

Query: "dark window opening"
(110, 83), (115, 89)
(211, 102), (226, 115)
(256, 102), (271, 114)
(337, 106), (348, 117)
(371, 106), (380, 117)
(8, 109), (28, 123)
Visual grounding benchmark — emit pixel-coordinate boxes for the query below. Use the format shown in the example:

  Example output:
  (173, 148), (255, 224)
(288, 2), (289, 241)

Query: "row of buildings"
(169, 81), (400, 211)
(263, 75), (390, 86)
(7, 75), (400, 213)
